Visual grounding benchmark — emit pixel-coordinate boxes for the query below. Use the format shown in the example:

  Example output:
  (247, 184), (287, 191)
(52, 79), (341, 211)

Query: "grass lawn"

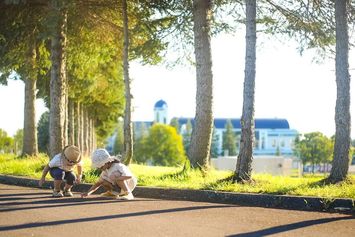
(0, 154), (354, 200)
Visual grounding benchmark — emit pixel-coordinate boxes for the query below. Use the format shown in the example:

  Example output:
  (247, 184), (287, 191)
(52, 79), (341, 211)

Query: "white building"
(153, 100), (168, 124)
(176, 117), (298, 156)
(133, 100), (299, 157)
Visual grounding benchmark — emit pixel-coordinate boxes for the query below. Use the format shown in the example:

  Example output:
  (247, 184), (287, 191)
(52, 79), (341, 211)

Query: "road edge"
(0, 174), (353, 214)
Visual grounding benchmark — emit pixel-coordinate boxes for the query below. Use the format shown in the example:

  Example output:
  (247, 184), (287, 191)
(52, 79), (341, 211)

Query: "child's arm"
(38, 164), (50, 187)
(81, 179), (104, 198)
(76, 164), (83, 184)
(115, 175), (132, 181)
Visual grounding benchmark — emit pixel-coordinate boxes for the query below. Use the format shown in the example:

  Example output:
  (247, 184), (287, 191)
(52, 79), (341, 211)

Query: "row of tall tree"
(161, 0), (353, 183)
(1, 0), (354, 184)
(0, 0), (166, 158)
(231, 0), (354, 183)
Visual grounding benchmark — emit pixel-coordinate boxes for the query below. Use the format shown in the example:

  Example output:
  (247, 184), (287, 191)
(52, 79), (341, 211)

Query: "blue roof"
(175, 118), (290, 129)
(154, 100), (167, 109)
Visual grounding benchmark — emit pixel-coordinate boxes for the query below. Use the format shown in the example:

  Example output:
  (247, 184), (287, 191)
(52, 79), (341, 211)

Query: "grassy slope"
(0, 154), (354, 199)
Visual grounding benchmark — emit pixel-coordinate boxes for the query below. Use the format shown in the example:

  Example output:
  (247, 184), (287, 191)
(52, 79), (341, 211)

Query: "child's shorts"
(49, 167), (76, 185)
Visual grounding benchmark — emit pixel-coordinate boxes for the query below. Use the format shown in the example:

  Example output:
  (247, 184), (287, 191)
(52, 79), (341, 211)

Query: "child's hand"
(81, 192), (88, 198)
(38, 178), (45, 187)
(76, 176), (82, 184)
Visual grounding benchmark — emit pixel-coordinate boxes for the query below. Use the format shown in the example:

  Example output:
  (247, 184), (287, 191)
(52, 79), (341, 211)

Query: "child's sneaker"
(63, 190), (73, 197)
(52, 190), (63, 198)
(100, 191), (118, 198)
(119, 192), (134, 200)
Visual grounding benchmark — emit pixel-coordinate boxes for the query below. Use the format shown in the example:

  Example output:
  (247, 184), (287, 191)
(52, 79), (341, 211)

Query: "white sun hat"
(91, 149), (115, 169)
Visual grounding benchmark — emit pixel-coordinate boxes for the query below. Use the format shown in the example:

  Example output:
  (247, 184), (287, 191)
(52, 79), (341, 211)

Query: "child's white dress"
(100, 163), (137, 192)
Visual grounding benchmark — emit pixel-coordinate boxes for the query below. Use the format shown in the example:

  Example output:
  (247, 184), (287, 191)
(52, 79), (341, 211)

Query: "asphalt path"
(0, 183), (354, 237)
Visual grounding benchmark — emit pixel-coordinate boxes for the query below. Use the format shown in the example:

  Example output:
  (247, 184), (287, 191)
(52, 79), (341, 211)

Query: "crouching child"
(81, 148), (137, 200)
(39, 145), (82, 197)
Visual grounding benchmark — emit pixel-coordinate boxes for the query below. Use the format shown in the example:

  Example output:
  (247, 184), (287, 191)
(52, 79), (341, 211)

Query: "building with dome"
(133, 99), (299, 157)
(154, 100), (168, 124)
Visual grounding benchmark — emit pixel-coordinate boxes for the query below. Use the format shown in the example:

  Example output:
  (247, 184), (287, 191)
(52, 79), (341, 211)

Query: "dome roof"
(154, 99), (167, 109)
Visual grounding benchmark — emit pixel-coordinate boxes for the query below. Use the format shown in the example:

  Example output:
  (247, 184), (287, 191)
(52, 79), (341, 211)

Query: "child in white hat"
(81, 148), (137, 200)
(39, 145), (82, 197)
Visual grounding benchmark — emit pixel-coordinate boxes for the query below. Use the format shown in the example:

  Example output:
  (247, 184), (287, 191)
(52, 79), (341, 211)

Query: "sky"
(0, 33), (354, 139)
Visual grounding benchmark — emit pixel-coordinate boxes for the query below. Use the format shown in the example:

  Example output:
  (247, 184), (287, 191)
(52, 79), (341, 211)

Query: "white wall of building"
(211, 156), (295, 176)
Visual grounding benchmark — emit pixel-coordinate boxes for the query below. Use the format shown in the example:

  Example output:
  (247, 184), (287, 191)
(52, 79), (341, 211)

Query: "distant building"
(176, 118), (298, 156)
(154, 100), (168, 124)
(132, 99), (299, 157)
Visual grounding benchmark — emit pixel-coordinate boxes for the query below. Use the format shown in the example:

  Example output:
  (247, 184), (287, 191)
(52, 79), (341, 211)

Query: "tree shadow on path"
(226, 216), (355, 237)
(0, 195), (159, 213)
(0, 204), (234, 231)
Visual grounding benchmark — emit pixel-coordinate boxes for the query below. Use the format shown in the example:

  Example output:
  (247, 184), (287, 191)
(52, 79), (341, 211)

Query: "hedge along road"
(0, 183), (354, 237)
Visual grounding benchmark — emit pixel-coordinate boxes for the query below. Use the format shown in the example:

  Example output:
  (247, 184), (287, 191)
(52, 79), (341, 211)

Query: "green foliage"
(0, 4), (51, 85)
(0, 129), (14, 153)
(169, 118), (180, 133)
(144, 124), (186, 166)
(222, 119), (237, 156)
(37, 111), (49, 154)
(1, 1), (168, 144)
(0, 153), (48, 178)
(294, 132), (334, 172)
(260, 0), (344, 55)
(1, 154), (355, 199)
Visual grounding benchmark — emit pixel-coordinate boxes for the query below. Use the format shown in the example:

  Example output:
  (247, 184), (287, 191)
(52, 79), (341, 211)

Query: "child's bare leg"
(102, 180), (114, 192)
(64, 183), (73, 192)
(116, 180), (130, 193)
(53, 180), (62, 192)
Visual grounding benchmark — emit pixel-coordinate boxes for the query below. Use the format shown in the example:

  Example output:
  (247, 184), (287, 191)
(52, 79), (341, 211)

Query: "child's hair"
(110, 155), (122, 164)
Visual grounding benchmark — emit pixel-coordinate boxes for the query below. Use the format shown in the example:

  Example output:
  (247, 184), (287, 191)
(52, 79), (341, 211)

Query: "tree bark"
(23, 77), (38, 156)
(234, 0), (256, 182)
(84, 108), (89, 157)
(68, 99), (75, 145)
(80, 104), (84, 152)
(49, 0), (68, 157)
(22, 32), (38, 156)
(188, 0), (214, 170)
(76, 101), (81, 149)
(329, 0), (351, 183)
(122, 0), (133, 164)
(88, 117), (93, 155)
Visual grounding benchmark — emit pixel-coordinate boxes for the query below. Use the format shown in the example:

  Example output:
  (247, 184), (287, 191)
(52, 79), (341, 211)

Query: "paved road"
(0, 184), (354, 237)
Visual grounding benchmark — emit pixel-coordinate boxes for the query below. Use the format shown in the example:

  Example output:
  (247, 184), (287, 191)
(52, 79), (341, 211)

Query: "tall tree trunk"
(91, 119), (96, 152)
(329, 0), (351, 183)
(76, 101), (81, 149)
(49, 0), (68, 157)
(122, 0), (133, 164)
(84, 108), (89, 157)
(22, 32), (38, 156)
(68, 98), (75, 145)
(80, 104), (84, 152)
(188, 0), (214, 170)
(88, 117), (93, 155)
(234, 0), (256, 182)
(64, 77), (68, 145)
(23, 77), (38, 156)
